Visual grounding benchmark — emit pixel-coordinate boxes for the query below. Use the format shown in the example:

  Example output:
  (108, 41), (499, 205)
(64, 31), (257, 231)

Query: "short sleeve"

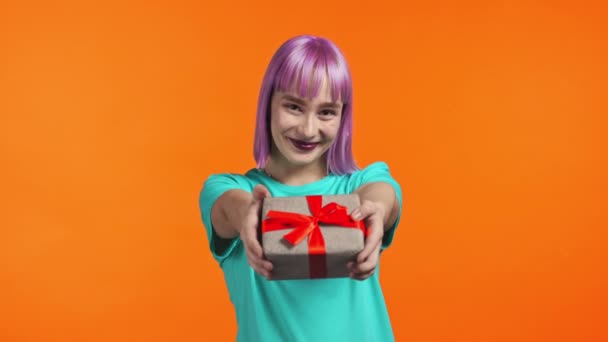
(352, 162), (403, 250)
(198, 173), (253, 264)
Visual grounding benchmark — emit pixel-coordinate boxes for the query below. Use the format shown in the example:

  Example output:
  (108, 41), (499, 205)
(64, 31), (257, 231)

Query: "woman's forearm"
(210, 189), (252, 239)
(354, 182), (400, 231)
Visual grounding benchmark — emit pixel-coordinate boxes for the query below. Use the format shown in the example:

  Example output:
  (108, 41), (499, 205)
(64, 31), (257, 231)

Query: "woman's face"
(269, 78), (343, 170)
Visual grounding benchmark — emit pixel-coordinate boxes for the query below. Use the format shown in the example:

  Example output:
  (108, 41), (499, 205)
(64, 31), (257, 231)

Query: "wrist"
(374, 201), (391, 230)
(222, 190), (253, 235)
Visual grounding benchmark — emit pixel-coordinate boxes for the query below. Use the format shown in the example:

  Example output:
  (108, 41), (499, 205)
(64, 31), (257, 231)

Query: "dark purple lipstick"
(289, 138), (319, 151)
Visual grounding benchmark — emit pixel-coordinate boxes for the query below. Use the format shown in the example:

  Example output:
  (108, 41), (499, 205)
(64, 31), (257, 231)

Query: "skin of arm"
(346, 181), (401, 280)
(208, 182), (399, 280)
(209, 185), (274, 278)
(353, 182), (400, 231)
(210, 189), (252, 239)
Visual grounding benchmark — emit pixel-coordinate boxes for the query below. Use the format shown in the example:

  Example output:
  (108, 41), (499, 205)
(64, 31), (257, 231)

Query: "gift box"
(260, 194), (366, 280)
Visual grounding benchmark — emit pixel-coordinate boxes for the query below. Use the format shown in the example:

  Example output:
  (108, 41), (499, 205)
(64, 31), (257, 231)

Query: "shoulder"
(199, 170), (259, 208)
(350, 161), (401, 196)
(202, 172), (256, 191)
(348, 161), (396, 185)
(327, 162), (400, 194)
(358, 161), (392, 174)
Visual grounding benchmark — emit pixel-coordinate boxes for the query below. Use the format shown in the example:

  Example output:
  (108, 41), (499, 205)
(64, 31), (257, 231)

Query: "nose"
(296, 113), (319, 140)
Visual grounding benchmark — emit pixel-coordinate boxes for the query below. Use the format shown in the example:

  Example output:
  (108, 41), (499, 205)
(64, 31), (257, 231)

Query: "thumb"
(252, 184), (271, 203)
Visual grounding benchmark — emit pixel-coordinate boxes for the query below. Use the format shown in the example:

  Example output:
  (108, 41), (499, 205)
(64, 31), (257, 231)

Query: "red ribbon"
(261, 195), (366, 278)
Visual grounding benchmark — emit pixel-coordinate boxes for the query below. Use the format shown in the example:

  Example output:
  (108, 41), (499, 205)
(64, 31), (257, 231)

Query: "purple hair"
(253, 35), (359, 175)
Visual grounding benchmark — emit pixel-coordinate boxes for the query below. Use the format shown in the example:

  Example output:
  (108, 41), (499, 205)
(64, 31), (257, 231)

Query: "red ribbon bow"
(261, 195), (366, 278)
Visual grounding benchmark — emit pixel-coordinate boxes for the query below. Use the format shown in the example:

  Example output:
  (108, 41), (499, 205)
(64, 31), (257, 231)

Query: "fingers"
(240, 220), (263, 257)
(248, 184), (270, 217)
(348, 240), (381, 281)
(244, 241), (273, 279)
(241, 184), (273, 279)
(241, 224), (273, 279)
(357, 241), (382, 273)
(356, 209), (384, 264)
(251, 184), (271, 203)
(357, 220), (383, 263)
(350, 200), (384, 222)
(347, 200), (386, 281)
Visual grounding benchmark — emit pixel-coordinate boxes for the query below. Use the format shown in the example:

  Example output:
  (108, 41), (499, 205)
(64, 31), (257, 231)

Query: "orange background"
(1, 0), (607, 341)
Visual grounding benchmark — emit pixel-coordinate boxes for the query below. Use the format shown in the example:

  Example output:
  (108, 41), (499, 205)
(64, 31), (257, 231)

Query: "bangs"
(274, 43), (351, 104)
(254, 35), (358, 174)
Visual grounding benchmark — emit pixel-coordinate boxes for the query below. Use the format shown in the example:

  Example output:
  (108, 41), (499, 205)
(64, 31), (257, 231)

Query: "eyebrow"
(281, 95), (341, 108)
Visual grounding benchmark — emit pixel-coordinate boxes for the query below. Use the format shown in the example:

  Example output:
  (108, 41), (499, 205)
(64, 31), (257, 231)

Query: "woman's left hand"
(347, 200), (386, 281)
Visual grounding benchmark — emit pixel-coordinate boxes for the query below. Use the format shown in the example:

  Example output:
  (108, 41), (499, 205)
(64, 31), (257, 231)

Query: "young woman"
(199, 35), (403, 341)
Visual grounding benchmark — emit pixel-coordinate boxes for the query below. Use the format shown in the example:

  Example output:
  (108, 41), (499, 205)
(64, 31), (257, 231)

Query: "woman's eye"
(320, 109), (337, 116)
(285, 103), (301, 111)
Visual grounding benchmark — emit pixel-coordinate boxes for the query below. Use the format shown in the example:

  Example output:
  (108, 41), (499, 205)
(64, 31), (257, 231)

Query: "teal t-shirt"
(198, 162), (403, 342)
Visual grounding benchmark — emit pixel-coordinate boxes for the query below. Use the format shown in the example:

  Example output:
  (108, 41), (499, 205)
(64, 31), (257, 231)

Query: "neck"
(264, 157), (328, 186)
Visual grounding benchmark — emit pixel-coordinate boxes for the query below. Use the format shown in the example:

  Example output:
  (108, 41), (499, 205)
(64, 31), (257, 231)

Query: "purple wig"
(253, 35), (359, 175)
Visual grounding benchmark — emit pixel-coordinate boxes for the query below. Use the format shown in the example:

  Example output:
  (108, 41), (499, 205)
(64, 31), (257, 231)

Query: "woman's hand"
(347, 200), (386, 281)
(239, 184), (274, 279)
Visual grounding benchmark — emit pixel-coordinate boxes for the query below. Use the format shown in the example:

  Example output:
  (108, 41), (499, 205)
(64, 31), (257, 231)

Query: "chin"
(284, 153), (319, 165)
(287, 158), (316, 167)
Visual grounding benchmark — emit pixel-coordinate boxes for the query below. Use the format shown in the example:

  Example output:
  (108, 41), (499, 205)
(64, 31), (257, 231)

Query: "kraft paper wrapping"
(260, 194), (365, 280)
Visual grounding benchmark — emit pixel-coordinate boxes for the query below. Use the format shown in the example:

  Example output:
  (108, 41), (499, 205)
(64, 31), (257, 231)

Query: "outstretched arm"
(348, 182), (401, 281)
(209, 185), (274, 279)
(352, 182), (399, 231)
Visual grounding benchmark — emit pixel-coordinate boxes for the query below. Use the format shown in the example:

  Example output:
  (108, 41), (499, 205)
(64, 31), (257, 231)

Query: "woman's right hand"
(239, 184), (274, 279)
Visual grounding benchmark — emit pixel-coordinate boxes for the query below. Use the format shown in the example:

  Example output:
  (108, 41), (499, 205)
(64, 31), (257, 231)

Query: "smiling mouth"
(288, 138), (320, 151)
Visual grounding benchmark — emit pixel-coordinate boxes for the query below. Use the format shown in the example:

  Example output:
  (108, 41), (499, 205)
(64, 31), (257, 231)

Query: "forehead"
(276, 77), (343, 105)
